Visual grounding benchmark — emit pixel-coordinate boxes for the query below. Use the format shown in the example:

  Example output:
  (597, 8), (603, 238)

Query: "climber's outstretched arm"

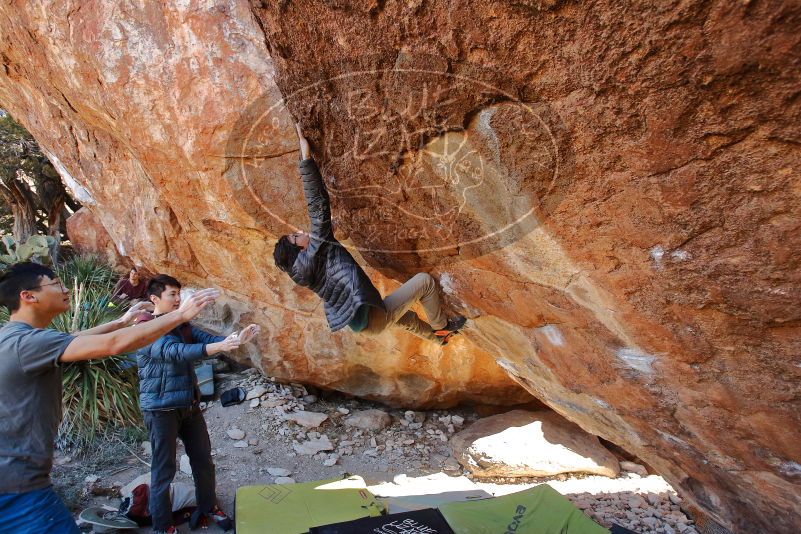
(294, 123), (333, 281)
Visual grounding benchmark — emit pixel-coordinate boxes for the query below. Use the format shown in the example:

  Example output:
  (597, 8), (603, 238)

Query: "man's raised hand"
(236, 324), (260, 344)
(178, 288), (220, 321)
(207, 331), (243, 354)
(120, 301), (154, 326)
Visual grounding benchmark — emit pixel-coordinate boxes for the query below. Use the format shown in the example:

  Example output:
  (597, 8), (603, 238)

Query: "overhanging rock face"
(0, 1), (529, 409)
(1, 2), (800, 532)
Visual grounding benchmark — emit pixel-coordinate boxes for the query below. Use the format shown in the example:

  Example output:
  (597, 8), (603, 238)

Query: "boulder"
(451, 410), (620, 478)
(65, 208), (126, 269)
(621, 461), (649, 477)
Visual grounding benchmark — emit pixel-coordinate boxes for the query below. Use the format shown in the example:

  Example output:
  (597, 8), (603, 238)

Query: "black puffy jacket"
(290, 158), (385, 331)
(136, 324), (224, 410)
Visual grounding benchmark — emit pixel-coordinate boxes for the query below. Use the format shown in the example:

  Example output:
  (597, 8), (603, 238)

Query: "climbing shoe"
(434, 315), (467, 345)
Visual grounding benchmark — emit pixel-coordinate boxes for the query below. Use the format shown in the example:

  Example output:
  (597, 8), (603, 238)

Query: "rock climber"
(272, 124), (466, 345)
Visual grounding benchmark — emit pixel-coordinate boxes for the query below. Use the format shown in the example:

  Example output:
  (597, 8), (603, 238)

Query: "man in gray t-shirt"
(0, 262), (224, 534)
(0, 322), (75, 494)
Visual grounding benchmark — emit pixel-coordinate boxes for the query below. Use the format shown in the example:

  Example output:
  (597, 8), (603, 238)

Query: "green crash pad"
(235, 476), (384, 534)
(438, 484), (609, 534)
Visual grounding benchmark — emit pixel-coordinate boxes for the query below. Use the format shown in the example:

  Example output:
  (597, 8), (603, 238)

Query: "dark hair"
(146, 274), (181, 300)
(129, 266), (138, 273)
(273, 235), (300, 273)
(0, 262), (56, 312)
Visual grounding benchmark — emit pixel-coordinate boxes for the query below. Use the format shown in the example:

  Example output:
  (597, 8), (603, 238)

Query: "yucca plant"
(56, 253), (116, 290)
(51, 256), (143, 448)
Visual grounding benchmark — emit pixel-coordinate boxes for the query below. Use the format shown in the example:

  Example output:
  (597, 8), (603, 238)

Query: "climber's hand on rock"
(296, 122), (311, 160)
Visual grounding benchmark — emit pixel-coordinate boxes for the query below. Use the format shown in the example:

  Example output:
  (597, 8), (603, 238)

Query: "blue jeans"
(0, 486), (80, 534)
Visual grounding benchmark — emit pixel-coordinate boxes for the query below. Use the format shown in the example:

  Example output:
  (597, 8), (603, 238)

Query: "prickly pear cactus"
(0, 235), (55, 268)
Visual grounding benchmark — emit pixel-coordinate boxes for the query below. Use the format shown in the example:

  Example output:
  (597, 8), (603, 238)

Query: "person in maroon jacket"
(113, 266), (148, 303)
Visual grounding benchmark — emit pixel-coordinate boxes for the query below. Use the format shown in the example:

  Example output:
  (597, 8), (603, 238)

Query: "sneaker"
(190, 505), (234, 531)
(433, 315), (467, 337)
(209, 505), (233, 531)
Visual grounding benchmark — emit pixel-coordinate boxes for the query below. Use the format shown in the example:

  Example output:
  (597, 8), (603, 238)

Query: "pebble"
(246, 386), (267, 400)
(249, 398), (260, 408)
(227, 428), (246, 440)
(267, 467), (292, 476)
(283, 411), (329, 429)
(344, 409), (392, 431)
(274, 477), (295, 484)
(233, 440), (248, 448)
(293, 436), (334, 455)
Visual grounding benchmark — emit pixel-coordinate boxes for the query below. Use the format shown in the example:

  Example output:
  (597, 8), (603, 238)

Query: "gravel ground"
(61, 367), (700, 534)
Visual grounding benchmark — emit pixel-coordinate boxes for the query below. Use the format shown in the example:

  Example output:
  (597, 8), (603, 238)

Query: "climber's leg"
(383, 273), (447, 330)
(364, 273), (464, 344)
(393, 310), (441, 342)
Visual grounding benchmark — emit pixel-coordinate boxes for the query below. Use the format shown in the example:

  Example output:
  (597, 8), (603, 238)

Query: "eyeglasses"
(27, 280), (67, 291)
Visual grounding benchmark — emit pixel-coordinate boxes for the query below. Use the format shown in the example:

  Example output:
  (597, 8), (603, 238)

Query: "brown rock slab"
(283, 411), (329, 429)
(451, 410), (620, 478)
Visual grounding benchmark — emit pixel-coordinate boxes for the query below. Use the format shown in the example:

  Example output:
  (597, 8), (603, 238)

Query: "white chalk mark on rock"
(616, 347), (656, 373)
(650, 245), (665, 269)
(538, 325), (564, 347)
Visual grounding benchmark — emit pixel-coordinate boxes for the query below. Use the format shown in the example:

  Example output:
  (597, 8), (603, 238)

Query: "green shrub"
(53, 281), (143, 448)
(55, 253), (116, 290)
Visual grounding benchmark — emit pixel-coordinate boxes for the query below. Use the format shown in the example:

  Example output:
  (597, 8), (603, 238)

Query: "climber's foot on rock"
(434, 315), (467, 345)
